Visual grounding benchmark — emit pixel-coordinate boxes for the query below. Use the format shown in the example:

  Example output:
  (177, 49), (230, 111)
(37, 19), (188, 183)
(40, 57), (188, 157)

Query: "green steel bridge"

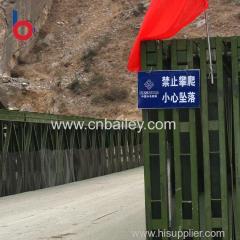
(0, 110), (143, 197)
(1, 36), (240, 240)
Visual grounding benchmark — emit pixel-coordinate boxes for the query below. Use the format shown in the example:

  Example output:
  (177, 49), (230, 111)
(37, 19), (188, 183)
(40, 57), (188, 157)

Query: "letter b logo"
(12, 10), (34, 41)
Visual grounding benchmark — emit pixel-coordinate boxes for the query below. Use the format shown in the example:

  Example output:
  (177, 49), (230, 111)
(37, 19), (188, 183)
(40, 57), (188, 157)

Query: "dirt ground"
(7, 0), (240, 120)
(0, 167), (145, 240)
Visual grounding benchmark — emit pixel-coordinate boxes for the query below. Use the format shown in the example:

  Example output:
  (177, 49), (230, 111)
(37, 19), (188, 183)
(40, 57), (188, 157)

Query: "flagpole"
(204, 11), (214, 85)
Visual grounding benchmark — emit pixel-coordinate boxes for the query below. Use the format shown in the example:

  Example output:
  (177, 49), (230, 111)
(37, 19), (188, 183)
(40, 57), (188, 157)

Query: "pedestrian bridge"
(0, 167), (145, 240)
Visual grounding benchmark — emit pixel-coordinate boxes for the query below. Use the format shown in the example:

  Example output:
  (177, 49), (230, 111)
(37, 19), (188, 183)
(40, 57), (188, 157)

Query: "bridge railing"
(0, 110), (143, 197)
(142, 37), (240, 239)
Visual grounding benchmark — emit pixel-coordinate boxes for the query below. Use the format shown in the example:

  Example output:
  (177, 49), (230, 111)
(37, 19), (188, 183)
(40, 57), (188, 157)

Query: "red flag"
(128, 0), (208, 72)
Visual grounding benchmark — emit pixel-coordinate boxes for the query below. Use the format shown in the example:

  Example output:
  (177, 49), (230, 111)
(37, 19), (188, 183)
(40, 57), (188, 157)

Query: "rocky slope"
(1, 0), (240, 120)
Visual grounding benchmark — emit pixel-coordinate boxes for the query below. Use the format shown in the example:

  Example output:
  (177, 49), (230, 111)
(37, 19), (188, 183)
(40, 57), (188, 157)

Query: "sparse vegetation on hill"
(1, 0), (240, 119)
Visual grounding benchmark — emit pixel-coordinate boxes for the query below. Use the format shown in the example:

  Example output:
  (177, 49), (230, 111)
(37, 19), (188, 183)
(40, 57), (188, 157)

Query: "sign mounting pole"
(205, 11), (214, 85)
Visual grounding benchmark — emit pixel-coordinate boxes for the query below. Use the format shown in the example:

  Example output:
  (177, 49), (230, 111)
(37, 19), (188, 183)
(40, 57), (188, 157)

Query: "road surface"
(0, 167), (145, 240)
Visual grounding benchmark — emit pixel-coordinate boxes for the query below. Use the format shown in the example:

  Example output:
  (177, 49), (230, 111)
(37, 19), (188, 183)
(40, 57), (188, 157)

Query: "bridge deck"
(0, 167), (145, 240)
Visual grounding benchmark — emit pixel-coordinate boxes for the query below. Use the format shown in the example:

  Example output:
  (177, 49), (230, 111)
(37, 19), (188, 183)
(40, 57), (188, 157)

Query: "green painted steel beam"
(0, 110), (143, 129)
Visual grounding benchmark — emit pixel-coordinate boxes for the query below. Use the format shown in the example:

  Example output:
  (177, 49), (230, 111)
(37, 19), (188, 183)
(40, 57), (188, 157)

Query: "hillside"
(2, 0), (240, 120)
